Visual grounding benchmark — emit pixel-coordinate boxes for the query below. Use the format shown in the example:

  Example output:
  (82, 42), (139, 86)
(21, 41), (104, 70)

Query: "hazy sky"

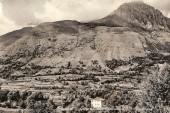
(0, 0), (170, 36)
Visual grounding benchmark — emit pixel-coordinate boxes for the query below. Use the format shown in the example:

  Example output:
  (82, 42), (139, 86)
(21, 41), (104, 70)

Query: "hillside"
(0, 2), (170, 69)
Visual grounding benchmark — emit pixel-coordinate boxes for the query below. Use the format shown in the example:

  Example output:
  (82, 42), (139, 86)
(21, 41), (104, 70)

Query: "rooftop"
(91, 97), (105, 101)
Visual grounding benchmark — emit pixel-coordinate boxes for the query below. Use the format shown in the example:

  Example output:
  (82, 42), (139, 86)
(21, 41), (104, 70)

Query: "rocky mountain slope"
(95, 2), (170, 31)
(113, 1), (170, 31)
(0, 1), (170, 68)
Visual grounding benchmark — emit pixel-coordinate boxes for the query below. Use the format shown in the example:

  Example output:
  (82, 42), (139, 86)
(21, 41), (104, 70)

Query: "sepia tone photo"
(0, 0), (170, 113)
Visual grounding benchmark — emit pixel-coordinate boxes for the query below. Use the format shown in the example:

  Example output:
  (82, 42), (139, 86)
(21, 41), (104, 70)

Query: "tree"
(79, 96), (85, 102)
(105, 59), (125, 70)
(66, 62), (72, 69)
(18, 100), (27, 109)
(8, 91), (20, 101)
(28, 101), (53, 113)
(141, 63), (170, 112)
(0, 90), (9, 102)
(20, 91), (30, 100)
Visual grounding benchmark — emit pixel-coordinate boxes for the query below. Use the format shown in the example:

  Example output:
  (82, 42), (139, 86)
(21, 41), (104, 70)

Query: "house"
(91, 97), (105, 108)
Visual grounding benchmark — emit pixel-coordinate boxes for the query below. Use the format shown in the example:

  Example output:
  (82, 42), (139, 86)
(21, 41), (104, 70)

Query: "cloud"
(35, 0), (116, 22)
(0, 2), (19, 36)
(0, 0), (49, 26)
(35, 0), (142, 22)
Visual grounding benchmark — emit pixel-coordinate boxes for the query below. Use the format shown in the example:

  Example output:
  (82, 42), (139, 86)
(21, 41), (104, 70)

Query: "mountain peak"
(111, 1), (170, 31)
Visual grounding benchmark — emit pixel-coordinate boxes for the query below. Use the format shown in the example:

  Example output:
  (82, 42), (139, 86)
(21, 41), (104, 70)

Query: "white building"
(91, 97), (105, 108)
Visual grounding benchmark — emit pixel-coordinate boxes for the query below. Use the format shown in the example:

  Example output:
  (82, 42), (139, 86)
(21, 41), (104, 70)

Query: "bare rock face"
(112, 1), (169, 31)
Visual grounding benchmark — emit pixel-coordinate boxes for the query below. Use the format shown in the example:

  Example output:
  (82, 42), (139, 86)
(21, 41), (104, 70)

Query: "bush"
(105, 59), (128, 70)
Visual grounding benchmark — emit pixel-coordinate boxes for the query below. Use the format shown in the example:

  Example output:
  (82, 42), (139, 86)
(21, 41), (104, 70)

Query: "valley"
(0, 1), (170, 113)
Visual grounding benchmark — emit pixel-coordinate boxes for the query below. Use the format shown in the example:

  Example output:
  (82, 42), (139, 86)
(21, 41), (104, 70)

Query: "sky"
(0, 0), (170, 36)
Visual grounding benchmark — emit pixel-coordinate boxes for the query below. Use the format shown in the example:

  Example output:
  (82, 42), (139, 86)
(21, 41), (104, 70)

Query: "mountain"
(0, 2), (170, 69)
(95, 2), (170, 31)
